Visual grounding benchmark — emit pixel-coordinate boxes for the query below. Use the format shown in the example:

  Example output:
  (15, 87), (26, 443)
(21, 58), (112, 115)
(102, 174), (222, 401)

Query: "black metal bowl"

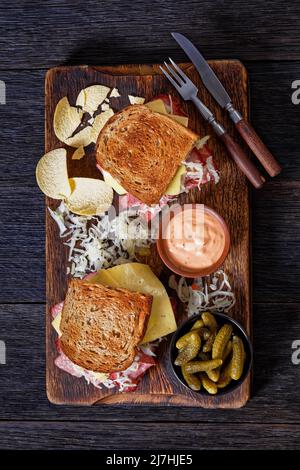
(169, 312), (253, 396)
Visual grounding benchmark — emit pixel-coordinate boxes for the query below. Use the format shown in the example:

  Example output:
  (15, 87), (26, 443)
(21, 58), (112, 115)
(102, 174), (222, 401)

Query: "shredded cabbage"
(169, 269), (236, 316)
(48, 202), (153, 278)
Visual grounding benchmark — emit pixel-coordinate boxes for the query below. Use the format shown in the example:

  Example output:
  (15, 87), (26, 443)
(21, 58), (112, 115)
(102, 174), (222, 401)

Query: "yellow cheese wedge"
(101, 169), (127, 195)
(104, 165), (185, 197)
(88, 263), (177, 344)
(52, 313), (62, 337)
(145, 99), (168, 114)
(164, 164), (186, 196)
(169, 114), (189, 127)
(145, 99), (189, 128)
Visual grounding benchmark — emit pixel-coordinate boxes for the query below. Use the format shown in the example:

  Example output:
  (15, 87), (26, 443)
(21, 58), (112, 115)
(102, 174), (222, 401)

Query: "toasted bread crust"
(60, 279), (152, 373)
(96, 105), (198, 205)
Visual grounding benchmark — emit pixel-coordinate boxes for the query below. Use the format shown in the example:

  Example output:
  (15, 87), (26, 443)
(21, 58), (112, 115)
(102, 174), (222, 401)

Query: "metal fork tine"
(168, 57), (189, 82)
(163, 61), (184, 86)
(159, 66), (182, 93)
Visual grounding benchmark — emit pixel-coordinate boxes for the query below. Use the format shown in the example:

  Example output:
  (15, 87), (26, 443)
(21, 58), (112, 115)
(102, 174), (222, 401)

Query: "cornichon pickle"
(212, 323), (233, 359)
(201, 374), (218, 394)
(206, 367), (220, 383)
(176, 331), (202, 350)
(181, 365), (201, 391)
(230, 335), (245, 380)
(202, 331), (216, 353)
(198, 351), (209, 361)
(223, 340), (232, 361)
(208, 341), (232, 383)
(174, 333), (201, 366)
(217, 361), (232, 388)
(201, 311), (218, 331)
(191, 319), (204, 330)
(196, 327), (211, 340)
(217, 369), (232, 388)
(185, 358), (222, 374)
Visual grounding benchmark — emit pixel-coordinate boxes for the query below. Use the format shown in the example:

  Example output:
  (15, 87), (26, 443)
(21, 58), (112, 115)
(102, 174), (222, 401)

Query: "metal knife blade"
(171, 32), (231, 108)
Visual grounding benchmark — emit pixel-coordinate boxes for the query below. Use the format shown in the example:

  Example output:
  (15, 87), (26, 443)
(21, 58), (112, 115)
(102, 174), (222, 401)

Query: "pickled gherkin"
(191, 319), (204, 330)
(203, 331), (216, 353)
(198, 351), (209, 361)
(184, 358), (222, 374)
(201, 374), (218, 394)
(217, 365), (232, 389)
(212, 323), (233, 359)
(223, 340), (232, 361)
(176, 331), (201, 350)
(206, 367), (220, 383)
(181, 364), (201, 391)
(210, 340), (232, 383)
(230, 335), (245, 380)
(174, 333), (201, 366)
(173, 311), (248, 394)
(197, 327), (211, 340)
(201, 312), (218, 332)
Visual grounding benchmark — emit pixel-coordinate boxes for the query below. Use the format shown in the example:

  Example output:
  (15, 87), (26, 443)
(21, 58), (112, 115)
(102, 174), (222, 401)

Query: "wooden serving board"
(45, 62), (251, 407)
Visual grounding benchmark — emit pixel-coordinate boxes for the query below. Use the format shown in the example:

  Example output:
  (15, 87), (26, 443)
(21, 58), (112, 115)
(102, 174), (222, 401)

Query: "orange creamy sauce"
(164, 207), (226, 271)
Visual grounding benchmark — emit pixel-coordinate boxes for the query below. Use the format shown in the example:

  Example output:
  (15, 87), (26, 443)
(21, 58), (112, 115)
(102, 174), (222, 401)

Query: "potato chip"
(36, 148), (71, 199)
(65, 178), (113, 216)
(72, 145), (85, 160)
(101, 102), (110, 111)
(76, 85), (110, 115)
(54, 97), (83, 142)
(91, 109), (114, 143)
(128, 95), (145, 105)
(65, 125), (94, 148)
(110, 88), (120, 98)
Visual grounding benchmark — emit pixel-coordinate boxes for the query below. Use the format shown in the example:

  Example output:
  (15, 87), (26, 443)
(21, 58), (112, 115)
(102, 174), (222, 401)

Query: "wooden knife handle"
(220, 132), (265, 188)
(236, 119), (281, 177)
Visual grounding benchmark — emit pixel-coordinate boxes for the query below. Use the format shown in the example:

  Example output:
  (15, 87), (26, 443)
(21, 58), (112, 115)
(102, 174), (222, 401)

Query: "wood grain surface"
(0, 0), (300, 68)
(1, 0), (300, 450)
(45, 62), (251, 407)
(0, 421), (299, 450)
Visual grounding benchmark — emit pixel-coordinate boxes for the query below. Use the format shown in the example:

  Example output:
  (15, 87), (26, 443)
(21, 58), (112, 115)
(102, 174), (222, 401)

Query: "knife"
(172, 32), (281, 177)
(160, 59), (265, 188)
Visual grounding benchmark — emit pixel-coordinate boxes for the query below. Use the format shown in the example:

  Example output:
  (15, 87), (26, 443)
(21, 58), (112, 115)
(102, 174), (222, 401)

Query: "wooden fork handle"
(220, 131), (265, 188)
(235, 119), (281, 177)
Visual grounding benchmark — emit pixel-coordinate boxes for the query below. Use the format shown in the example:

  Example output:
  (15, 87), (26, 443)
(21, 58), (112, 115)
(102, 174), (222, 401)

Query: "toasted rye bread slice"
(60, 279), (152, 373)
(96, 105), (198, 205)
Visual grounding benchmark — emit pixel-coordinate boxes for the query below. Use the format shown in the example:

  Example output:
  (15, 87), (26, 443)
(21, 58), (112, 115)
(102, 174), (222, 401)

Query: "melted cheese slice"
(145, 99), (168, 114)
(145, 99), (189, 127)
(88, 263), (177, 344)
(170, 114), (189, 127)
(165, 165), (186, 195)
(52, 313), (62, 337)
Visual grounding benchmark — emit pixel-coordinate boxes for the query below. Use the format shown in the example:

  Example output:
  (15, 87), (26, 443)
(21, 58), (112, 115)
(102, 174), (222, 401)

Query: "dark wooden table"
(0, 0), (300, 450)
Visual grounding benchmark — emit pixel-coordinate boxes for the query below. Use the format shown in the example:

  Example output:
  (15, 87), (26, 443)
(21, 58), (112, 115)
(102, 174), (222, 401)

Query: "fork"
(160, 58), (265, 189)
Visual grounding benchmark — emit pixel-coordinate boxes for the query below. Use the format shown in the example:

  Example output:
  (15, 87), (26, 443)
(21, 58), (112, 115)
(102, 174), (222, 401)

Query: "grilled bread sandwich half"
(60, 278), (152, 373)
(96, 104), (198, 205)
